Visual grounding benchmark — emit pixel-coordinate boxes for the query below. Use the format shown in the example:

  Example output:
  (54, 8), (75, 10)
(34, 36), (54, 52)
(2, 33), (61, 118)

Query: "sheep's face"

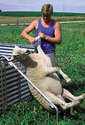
(10, 45), (30, 61)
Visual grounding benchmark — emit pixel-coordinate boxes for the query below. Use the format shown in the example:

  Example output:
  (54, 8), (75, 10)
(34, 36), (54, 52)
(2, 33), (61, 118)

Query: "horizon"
(0, 11), (85, 15)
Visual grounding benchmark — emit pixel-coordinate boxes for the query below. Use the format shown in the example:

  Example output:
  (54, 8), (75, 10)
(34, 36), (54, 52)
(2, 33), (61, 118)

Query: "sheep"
(10, 45), (85, 112)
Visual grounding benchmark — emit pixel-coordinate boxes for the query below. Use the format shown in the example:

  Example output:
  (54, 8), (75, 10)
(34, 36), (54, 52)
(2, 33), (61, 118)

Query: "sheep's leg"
(62, 88), (85, 102)
(37, 43), (71, 83)
(43, 67), (59, 75)
(45, 91), (81, 110)
(57, 68), (72, 83)
(37, 44), (45, 54)
(44, 66), (72, 83)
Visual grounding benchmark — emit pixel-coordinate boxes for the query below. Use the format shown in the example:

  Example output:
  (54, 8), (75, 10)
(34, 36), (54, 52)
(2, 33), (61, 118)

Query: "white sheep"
(11, 45), (85, 111)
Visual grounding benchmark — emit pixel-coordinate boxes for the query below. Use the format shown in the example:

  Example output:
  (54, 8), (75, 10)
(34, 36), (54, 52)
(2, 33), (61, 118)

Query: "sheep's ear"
(10, 55), (14, 61)
(14, 45), (19, 49)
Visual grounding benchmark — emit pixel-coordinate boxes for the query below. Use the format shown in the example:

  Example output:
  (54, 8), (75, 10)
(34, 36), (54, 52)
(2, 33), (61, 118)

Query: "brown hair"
(41, 4), (53, 15)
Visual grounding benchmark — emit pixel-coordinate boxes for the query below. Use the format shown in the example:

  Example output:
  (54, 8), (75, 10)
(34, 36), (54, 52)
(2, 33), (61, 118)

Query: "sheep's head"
(10, 45), (30, 61)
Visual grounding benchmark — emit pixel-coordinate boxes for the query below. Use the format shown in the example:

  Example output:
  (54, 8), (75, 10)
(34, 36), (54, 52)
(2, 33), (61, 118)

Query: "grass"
(0, 20), (85, 124)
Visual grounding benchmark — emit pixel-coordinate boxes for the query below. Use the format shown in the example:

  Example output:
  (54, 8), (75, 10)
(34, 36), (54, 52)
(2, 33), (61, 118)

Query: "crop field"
(0, 16), (85, 125)
(0, 14), (85, 24)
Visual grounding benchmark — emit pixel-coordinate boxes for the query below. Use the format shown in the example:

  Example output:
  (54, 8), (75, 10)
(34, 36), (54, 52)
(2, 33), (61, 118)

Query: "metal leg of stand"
(70, 107), (73, 114)
(56, 108), (59, 123)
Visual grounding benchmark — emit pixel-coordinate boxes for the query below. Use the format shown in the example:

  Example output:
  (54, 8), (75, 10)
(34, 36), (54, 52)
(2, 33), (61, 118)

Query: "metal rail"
(3, 55), (59, 123)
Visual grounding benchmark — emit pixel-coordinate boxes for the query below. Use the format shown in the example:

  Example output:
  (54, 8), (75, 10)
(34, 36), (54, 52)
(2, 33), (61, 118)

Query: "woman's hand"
(38, 31), (46, 39)
(28, 36), (36, 44)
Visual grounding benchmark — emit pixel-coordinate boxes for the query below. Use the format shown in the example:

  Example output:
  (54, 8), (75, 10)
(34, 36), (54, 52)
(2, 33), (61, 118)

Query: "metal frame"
(0, 43), (35, 114)
(3, 55), (59, 123)
(0, 43), (59, 122)
(0, 56), (31, 113)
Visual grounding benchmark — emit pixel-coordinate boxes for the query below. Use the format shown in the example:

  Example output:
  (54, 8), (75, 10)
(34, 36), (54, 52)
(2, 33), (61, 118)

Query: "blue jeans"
(46, 52), (57, 67)
(35, 48), (57, 67)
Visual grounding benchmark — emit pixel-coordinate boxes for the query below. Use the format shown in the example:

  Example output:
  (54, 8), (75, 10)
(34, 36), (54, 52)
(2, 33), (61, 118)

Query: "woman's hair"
(41, 4), (53, 15)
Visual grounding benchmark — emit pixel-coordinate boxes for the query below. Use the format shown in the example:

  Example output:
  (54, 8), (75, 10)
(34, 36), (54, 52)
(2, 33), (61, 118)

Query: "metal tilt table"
(3, 55), (59, 123)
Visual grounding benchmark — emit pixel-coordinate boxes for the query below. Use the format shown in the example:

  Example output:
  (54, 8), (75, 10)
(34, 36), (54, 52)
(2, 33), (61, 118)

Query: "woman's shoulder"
(32, 19), (38, 24)
(51, 19), (60, 28)
(54, 20), (61, 27)
(31, 18), (41, 29)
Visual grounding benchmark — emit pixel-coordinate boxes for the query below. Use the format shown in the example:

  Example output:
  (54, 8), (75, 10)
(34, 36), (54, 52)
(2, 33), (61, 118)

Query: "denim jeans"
(46, 52), (57, 67)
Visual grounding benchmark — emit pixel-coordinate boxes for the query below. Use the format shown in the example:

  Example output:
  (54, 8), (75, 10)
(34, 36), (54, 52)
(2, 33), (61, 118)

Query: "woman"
(21, 4), (62, 66)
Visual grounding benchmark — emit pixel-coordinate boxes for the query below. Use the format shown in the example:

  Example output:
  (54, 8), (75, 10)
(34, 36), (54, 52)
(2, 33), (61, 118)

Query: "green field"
(0, 18), (85, 124)
(0, 11), (85, 17)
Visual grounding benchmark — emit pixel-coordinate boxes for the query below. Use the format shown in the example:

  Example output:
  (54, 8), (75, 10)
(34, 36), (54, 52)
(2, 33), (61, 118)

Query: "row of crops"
(0, 11), (85, 17)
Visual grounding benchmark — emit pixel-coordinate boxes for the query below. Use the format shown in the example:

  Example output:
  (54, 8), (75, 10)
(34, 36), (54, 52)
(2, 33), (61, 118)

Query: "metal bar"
(3, 55), (59, 123)
(0, 53), (12, 56)
(0, 47), (34, 52)
(0, 61), (4, 111)
(70, 107), (73, 114)
(0, 50), (12, 53)
(0, 47), (14, 50)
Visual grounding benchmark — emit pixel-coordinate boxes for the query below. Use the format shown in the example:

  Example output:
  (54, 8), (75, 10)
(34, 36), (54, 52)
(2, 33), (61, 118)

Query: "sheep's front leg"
(43, 67), (60, 75)
(58, 69), (72, 83)
(44, 66), (72, 83)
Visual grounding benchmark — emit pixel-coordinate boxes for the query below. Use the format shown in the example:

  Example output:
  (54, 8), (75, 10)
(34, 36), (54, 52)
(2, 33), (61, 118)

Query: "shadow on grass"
(62, 80), (85, 93)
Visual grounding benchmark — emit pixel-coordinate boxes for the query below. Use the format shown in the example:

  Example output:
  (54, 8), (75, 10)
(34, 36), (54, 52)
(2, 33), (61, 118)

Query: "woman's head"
(41, 4), (53, 23)
(41, 4), (53, 15)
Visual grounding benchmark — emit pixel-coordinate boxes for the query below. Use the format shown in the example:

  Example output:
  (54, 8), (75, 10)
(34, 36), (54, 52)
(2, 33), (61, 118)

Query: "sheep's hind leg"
(45, 91), (81, 110)
(37, 44), (45, 54)
(62, 88), (85, 102)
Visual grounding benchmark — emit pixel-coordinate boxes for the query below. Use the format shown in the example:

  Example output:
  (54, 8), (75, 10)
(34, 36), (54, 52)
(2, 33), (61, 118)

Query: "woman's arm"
(21, 19), (38, 44)
(38, 21), (62, 44)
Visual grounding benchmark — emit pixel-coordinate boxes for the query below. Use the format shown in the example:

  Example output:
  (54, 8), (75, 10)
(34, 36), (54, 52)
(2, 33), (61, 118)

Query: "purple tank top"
(35, 18), (55, 52)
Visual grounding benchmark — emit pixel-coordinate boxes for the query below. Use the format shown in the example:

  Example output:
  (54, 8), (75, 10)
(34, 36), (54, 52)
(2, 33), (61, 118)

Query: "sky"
(0, 0), (85, 13)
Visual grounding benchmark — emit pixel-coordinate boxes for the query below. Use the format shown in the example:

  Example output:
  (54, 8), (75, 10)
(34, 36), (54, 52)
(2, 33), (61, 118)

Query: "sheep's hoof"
(66, 78), (72, 83)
